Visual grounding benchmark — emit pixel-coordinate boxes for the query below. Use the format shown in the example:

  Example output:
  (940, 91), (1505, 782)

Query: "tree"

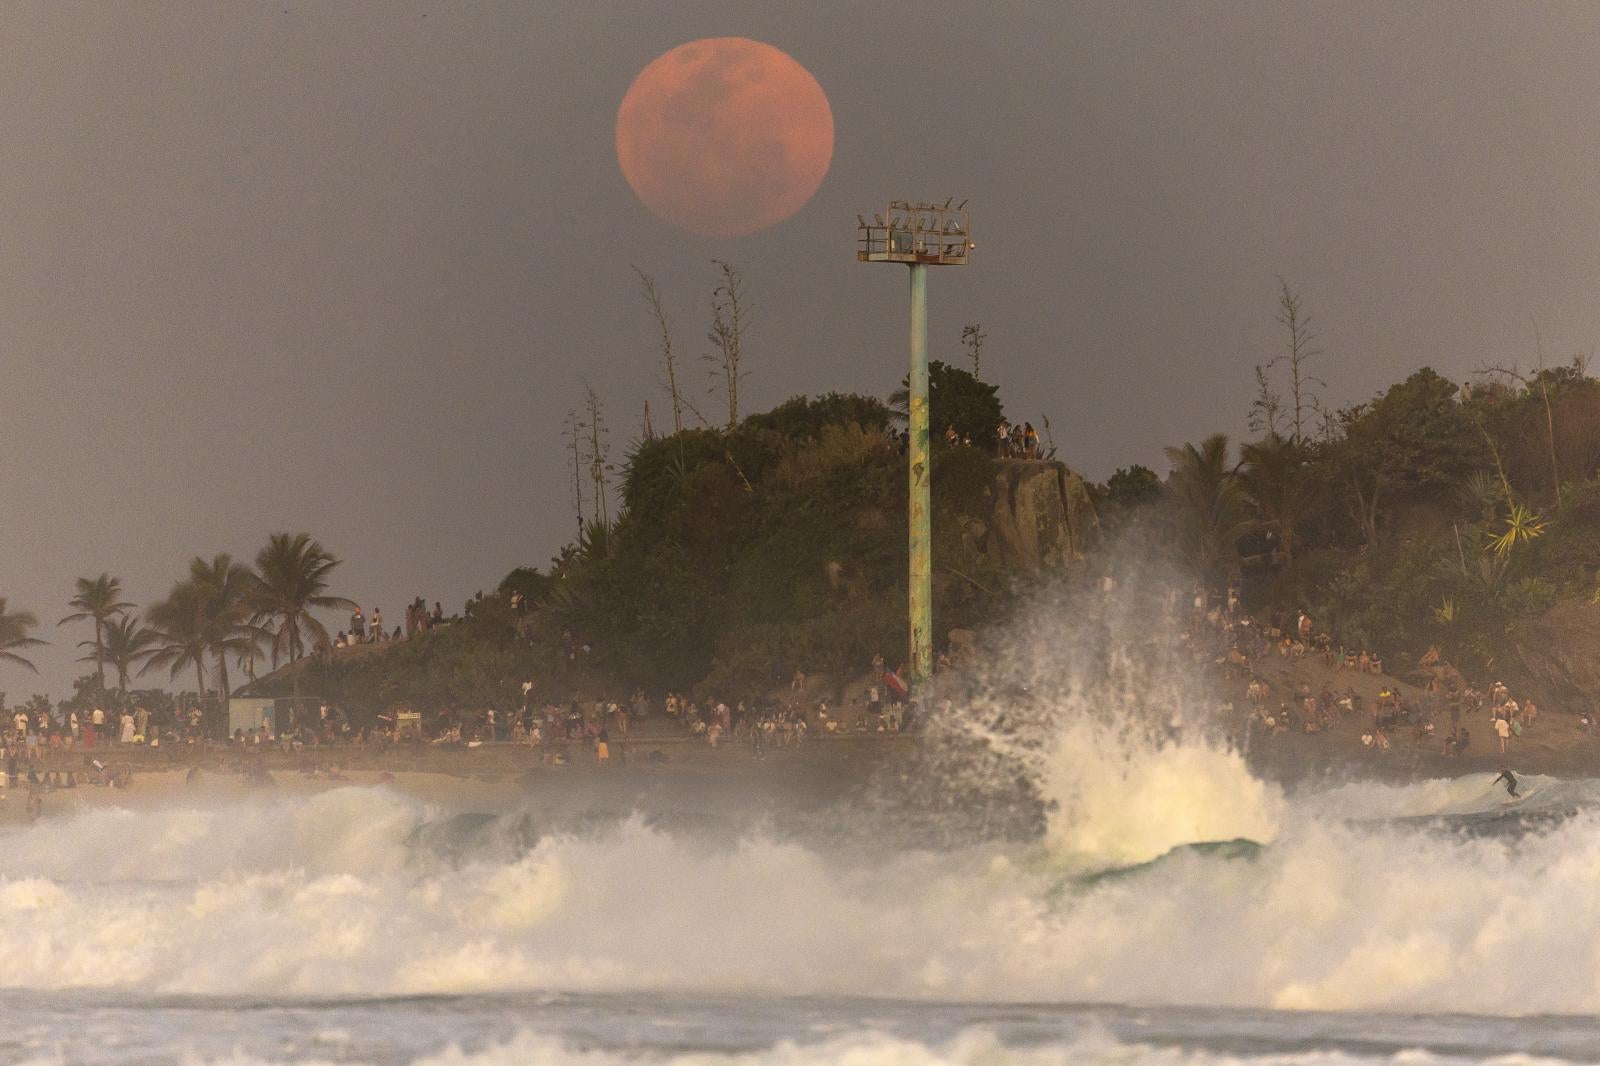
(188, 553), (263, 701)
(143, 581), (212, 698)
(0, 599), (46, 674)
(1476, 329), (1575, 512)
(890, 360), (1004, 445)
(1332, 369), (1486, 546)
(498, 566), (553, 611)
(961, 323), (987, 376)
(580, 380), (614, 529)
(706, 259), (748, 428)
(634, 267), (683, 435)
(564, 407), (586, 540)
(96, 614), (159, 693)
(1247, 365), (1285, 437)
(1239, 432), (1313, 566)
(1163, 433), (1252, 580)
(1271, 279), (1325, 444)
(1105, 465), (1164, 510)
(1092, 464), (1165, 535)
(59, 573), (134, 689)
(252, 533), (357, 715)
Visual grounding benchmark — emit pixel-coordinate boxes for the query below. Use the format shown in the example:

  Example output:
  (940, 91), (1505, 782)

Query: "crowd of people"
(334, 598), (449, 648)
(282, 647), (927, 766)
(5, 701), (211, 756)
(1187, 583), (1553, 760)
(932, 419), (1044, 459)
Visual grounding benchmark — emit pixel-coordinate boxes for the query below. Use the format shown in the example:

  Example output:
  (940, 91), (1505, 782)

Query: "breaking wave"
(1, 576), (1597, 1019)
(0, 767), (1594, 1014)
(152, 1024), (1570, 1066)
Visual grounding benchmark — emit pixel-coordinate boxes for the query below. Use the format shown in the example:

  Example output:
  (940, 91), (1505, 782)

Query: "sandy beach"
(1, 730), (913, 825)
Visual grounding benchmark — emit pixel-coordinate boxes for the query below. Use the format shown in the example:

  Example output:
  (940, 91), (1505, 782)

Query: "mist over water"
(2, 568), (1598, 1062)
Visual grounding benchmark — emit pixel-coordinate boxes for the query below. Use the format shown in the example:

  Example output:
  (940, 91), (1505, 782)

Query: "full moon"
(616, 38), (835, 238)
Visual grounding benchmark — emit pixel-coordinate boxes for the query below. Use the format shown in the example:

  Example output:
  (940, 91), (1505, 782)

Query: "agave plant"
(1487, 502), (1548, 559)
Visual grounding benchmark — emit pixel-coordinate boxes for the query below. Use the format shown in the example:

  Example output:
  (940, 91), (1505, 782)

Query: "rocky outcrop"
(984, 460), (1100, 571)
(1517, 602), (1600, 708)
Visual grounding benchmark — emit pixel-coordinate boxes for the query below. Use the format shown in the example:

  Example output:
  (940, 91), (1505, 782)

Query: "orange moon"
(616, 38), (834, 238)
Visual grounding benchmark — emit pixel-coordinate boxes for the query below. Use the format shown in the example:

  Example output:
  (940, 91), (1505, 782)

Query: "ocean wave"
(0, 778), (1597, 1013)
(132, 1025), (1583, 1065)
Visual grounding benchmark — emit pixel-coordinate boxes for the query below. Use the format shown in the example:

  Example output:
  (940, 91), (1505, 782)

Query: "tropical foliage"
(258, 388), (1012, 713)
(1110, 360), (1600, 679)
(59, 574), (133, 688)
(0, 599), (46, 674)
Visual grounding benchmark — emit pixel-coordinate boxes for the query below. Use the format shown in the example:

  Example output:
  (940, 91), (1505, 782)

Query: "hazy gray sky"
(4, 1), (1599, 696)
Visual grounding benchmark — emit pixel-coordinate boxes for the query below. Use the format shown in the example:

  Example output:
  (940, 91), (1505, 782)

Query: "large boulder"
(985, 460), (1099, 571)
(1517, 601), (1600, 710)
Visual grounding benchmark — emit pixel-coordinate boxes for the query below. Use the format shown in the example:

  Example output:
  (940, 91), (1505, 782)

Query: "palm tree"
(93, 614), (160, 693)
(1239, 432), (1313, 567)
(252, 533), (356, 713)
(187, 553), (265, 701)
(59, 574), (134, 689)
(1164, 433), (1253, 581)
(0, 598), (46, 673)
(142, 581), (211, 698)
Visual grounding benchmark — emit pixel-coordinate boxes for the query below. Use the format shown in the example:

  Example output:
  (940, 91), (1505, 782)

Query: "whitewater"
(3, 595), (1598, 1063)
(1, 740), (1597, 1062)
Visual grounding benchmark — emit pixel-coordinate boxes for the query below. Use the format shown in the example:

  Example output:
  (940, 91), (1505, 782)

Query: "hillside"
(253, 360), (1600, 733)
(253, 377), (1099, 717)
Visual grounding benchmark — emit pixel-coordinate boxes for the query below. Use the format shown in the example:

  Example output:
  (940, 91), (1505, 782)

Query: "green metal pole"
(907, 263), (932, 686)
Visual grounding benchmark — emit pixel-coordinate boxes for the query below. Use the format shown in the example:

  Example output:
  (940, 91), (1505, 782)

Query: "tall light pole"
(857, 200), (973, 686)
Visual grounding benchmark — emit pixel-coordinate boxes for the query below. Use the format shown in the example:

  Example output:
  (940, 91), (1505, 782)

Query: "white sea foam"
(1040, 717), (1282, 866)
(3, 578), (1597, 1018)
(0, 772), (1595, 1014)
(153, 1025), (1583, 1065)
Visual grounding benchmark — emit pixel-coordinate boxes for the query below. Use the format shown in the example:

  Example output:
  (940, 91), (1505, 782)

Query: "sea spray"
(900, 568), (1284, 867)
(0, 779), (1596, 1010)
(0, 574), (1596, 1012)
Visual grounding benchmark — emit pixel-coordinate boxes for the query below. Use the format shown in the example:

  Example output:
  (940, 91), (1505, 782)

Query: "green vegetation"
(0, 598), (45, 674)
(58, 574), (134, 689)
(10, 304), (1597, 716)
(1138, 360), (1600, 680)
(271, 372), (1018, 716)
(530, 386), (1008, 695)
(0, 534), (360, 720)
(282, 342), (1600, 712)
